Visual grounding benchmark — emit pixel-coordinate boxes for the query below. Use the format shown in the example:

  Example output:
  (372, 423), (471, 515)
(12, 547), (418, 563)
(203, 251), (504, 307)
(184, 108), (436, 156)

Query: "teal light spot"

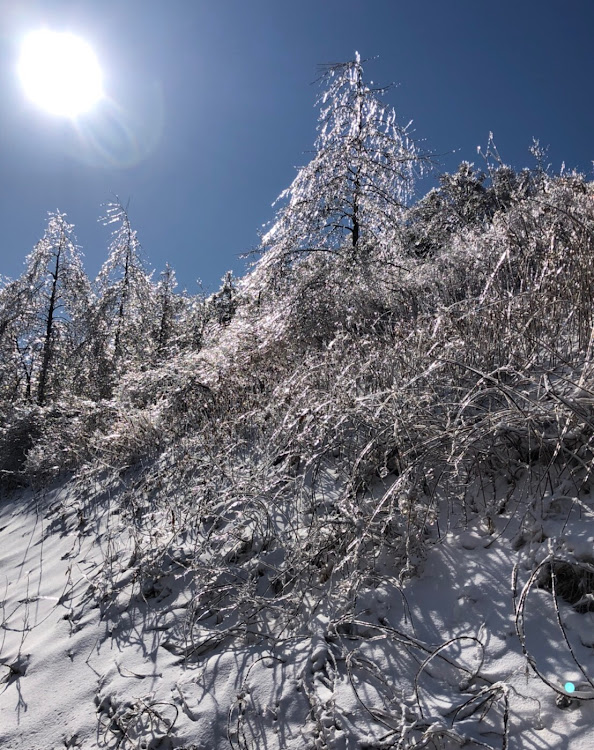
(565, 681), (576, 693)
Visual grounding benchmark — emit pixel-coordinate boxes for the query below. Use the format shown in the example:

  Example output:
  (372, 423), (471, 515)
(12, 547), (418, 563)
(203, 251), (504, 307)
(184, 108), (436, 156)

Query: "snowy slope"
(1, 467), (593, 750)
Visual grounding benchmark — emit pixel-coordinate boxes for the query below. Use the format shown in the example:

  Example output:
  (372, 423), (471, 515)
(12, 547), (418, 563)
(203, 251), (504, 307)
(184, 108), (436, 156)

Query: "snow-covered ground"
(1, 470), (594, 749)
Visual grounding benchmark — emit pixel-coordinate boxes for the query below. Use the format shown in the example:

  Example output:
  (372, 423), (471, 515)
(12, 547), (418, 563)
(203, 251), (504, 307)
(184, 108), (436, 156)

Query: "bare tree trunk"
(113, 246), (131, 364)
(351, 59), (364, 250)
(37, 239), (62, 405)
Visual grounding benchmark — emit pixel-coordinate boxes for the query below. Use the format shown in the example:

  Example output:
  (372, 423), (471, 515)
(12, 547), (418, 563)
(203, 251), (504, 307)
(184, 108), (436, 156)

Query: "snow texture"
(1, 467), (593, 749)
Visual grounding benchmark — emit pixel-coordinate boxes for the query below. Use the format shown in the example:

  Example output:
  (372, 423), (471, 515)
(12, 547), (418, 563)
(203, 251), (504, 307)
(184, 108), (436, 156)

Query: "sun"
(18, 30), (103, 118)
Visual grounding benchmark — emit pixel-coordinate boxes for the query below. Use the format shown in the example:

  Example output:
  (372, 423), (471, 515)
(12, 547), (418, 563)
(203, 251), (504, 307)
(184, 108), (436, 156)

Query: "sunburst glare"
(18, 29), (103, 118)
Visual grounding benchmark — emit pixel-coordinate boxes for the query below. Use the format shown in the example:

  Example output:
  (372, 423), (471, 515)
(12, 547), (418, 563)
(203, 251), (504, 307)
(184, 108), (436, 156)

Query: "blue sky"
(1, 0), (594, 293)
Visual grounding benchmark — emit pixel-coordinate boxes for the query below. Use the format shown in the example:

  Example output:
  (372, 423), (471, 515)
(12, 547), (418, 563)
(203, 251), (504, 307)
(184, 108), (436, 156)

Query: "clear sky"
(1, 0), (594, 293)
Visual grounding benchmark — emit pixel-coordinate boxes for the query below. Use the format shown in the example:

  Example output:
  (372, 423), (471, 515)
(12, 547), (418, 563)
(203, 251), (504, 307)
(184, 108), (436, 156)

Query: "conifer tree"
(95, 200), (155, 378)
(258, 52), (424, 280)
(154, 263), (183, 359)
(0, 279), (29, 403)
(177, 288), (211, 352)
(11, 212), (90, 405)
(211, 271), (237, 326)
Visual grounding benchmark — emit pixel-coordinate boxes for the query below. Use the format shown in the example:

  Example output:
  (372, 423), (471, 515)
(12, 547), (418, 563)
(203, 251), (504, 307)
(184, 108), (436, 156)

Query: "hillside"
(2, 165), (594, 748)
(2, 57), (594, 749)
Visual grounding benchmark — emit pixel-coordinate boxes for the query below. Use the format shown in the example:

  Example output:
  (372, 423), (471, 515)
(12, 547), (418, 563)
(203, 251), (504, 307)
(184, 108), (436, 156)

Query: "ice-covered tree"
(177, 287), (211, 352)
(404, 158), (536, 258)
(257, 52), (424, 281)
(12, 212), (90, 405)
(95, 200), (155, 377)
(210, 270), (237, 326)
(404, 162), (491, 257)
(154, 263), (184, 358)
(0, 279), (29, 403)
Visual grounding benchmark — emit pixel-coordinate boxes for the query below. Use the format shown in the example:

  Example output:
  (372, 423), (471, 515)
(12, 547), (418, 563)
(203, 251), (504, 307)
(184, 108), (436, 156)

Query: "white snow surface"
(1, 474), (594, 750)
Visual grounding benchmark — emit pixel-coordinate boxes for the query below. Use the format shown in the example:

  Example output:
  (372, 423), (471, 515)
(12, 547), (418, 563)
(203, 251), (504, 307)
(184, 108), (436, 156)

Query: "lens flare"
(18, 29), (103, 117)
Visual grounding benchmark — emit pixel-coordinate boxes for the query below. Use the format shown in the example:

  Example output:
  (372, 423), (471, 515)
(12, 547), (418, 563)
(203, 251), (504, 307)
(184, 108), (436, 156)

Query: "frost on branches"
(256, 52), (425, 286)
(95, 200), (156, 382)
(8, 212), (90, 405)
